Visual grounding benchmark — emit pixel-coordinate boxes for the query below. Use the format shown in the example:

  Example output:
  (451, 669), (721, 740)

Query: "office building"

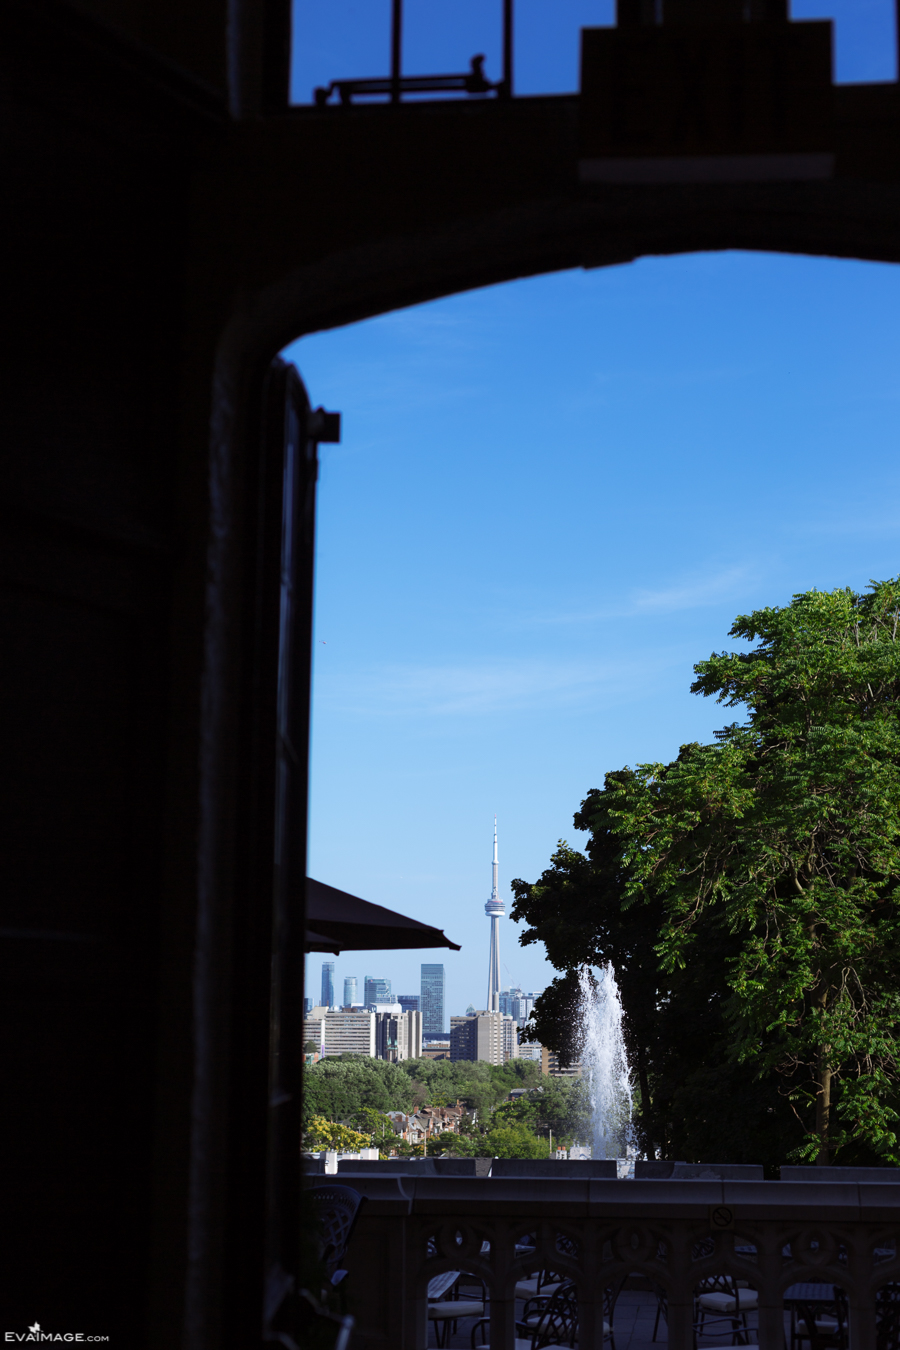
(450, 1011), (518, 1066)
(420, 964), (445, 1038)
(303, 997), (313, 1017)
(541, 1047), (582, 1079)
(501, 1015), (518, 1063)
(321, 961), (335, 1009)
(374, 1006), (423, 1062)
(517, 1041), (542, 1065)
(364, 976), (391, 1006)
(322, 1009), (376, 1059)
(499, 986), (540, 1027)
(397, 993), (420, 1016)
(343, 975), (358, 1007)
(499, 986), (525, 1020)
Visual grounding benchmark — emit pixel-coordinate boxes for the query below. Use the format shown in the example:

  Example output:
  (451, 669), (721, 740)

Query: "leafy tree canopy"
(304, 1115), (371, 1152)
(397, 1056), (543, 1119)
(514, 581), (900, 1167)
(302, 1055), (416, 1123)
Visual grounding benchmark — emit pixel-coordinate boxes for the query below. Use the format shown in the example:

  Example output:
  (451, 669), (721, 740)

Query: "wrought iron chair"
(652, 1279), (757, 1349)
(472, 1280), (580, 1350)
(428, 1274), (487, 1348)
(791, 1292), (848, 1350)
(307, 1184), (366, 1285)
(516, 1267), (567, 1304)
(519, 1275), (623, 1349)
(695, 1275), (758, 1346)
(876, 1283), (900, 1350)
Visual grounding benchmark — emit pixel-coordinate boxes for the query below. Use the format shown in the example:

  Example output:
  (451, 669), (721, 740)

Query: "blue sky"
(290, 5), (900, 1028)
(291, 0), (896, 103)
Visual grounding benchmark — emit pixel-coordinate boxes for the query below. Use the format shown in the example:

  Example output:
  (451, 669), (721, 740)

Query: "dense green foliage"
(302, 1056), (417, 1120)
(403, 1055), (543, 1117)
(302, 1054), (590, 1156)
(514, 581), (900, 1168)
(513, 836), (798, 1169)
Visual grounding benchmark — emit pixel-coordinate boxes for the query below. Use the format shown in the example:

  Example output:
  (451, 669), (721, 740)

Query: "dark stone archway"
(5, 2), (900, 1346)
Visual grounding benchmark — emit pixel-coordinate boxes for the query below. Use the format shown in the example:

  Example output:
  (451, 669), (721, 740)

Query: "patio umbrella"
(304, 877), (461, 954)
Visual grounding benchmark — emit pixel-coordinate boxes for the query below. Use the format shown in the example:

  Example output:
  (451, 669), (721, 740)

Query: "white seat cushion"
(796, 1317), (838, 1335)
(479, 1342), (571, 1350)
(698, 1290), (758, 1314)
(516, 1280), (564, 1301)
(427, 1301), (485, 1319)
(476, 1339), (532, 1350)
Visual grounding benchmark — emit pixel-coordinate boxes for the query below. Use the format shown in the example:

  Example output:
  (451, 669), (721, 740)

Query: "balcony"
(308, 1167), (900, 1349)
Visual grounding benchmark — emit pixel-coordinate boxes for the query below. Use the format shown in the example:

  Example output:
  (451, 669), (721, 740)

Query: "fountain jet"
(579, 964), (634, 1162)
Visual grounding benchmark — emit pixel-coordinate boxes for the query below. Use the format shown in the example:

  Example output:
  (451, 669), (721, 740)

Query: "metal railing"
(313, 0), (513, 106)
(318, 1173), (900, 1350)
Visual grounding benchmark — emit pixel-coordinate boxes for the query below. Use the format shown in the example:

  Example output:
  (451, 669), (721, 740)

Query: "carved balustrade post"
(756, 1297), (785, 1348)
(406, 1214), (427, 1350)
(848, 1290), (876, 1348)
(489, 1221), (517, 1350)
(753, 1223), (784, 1350)
(665, 1225), (694, 1350)
(576, 1220), (604, 1350)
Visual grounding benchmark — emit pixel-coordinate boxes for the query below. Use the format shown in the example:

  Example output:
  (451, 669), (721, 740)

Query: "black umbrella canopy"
(304, 877), (461, 954)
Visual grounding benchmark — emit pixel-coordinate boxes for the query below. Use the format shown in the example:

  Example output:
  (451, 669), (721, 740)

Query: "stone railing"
(312, 1173), (900, 1350)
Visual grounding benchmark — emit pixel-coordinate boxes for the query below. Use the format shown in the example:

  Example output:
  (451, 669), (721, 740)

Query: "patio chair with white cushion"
(515, 1270), (566, 1302)
(472, 1281), (580, 1350)
(652, 1279), (757, 1349)
(427, 1273), (486, 1348)
(696, 1275), (758, 1345)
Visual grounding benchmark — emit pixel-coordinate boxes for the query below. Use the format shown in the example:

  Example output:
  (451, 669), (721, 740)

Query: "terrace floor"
(430, 1288), (783, 1348)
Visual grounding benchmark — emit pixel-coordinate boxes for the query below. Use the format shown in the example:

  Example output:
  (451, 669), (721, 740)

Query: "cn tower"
(485, 817), (504, 1012)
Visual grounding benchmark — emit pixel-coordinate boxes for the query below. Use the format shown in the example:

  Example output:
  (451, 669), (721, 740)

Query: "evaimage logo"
(4, 1325), (109, 1343)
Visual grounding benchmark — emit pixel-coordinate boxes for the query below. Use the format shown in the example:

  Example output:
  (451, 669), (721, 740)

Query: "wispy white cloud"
(318, 653), (682, 719)
(515, 565), (756, 628)
(630, 566), (754, 614)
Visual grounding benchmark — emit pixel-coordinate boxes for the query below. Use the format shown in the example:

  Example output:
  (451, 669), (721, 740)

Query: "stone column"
(848, 1291), (876, 1349)
(756, 1297), (786, 1349)
(665, 1292), (695, 1350)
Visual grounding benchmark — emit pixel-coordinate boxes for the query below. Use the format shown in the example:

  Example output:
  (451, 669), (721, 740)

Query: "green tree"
(398, 1057), (541, 1121)
(600, 580), (900, 1164)
(513, 832), (799, 1167)
(303, 1116), (371, 1152)
(350, 1106), (398, 1155)
(482, 1122), (548, 1158)
(512, 822), (665, 1151)
(302, 1056), (416, 1123)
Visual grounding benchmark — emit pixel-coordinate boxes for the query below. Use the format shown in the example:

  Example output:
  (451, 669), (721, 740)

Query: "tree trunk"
(815, 1055), (832, 1165)
(634, 1040), (655, 1159)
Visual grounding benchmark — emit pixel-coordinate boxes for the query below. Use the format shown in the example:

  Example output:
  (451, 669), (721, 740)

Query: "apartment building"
(450, 1011), (518, 1065)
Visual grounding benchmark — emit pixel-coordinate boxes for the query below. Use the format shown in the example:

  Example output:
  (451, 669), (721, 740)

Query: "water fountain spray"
(578, 964), (634, 1162)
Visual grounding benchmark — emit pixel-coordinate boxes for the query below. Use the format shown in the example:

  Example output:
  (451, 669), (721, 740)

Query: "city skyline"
(310, 956), (539, 1035)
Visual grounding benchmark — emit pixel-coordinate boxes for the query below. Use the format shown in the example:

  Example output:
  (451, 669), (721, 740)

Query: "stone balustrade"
(310, 1172), (900, 1350)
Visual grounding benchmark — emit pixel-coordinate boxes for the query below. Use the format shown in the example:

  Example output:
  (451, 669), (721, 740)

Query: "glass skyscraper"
(364, 976), (391, 1006)
(343, 975), (358, 1006)
(320, 962), (334, 1008)
(397, 994), (420, 1016)
(421, 964), (445, 1038)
